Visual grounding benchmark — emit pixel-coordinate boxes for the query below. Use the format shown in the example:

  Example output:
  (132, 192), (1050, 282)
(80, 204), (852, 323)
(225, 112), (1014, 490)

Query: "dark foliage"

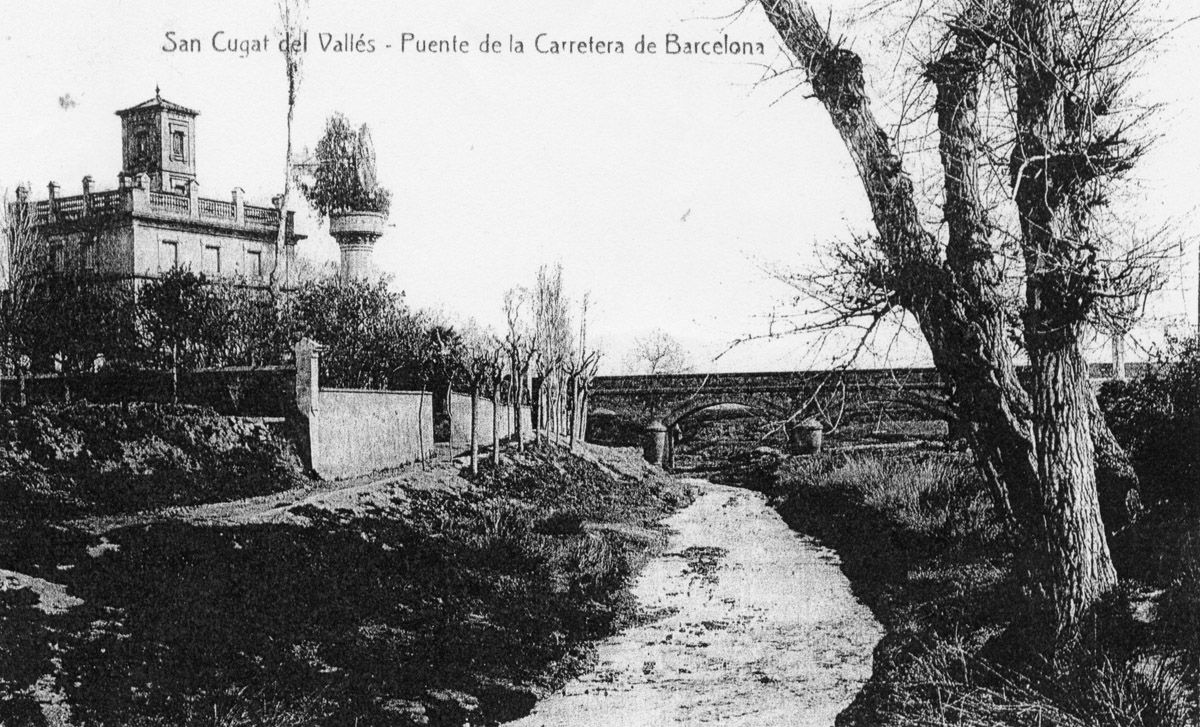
(299, 113), (391, 217)
(137, 268), (232, 388)
(1099, 335), (1200, 503)
(280, 278), (438, 390)
(25, 272), (139, 378)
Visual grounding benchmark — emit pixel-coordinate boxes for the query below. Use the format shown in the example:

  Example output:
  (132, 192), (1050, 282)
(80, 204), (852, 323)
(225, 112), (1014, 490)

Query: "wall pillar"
(1111, 329), (1127, 380)
(232, 187), (245, 225)
(46, 181), (59, 222)
(643, 420), (668, 467)
(294, 337), (325, 477)
(187, 179), (200, 217)
(82, 175), (94, 214)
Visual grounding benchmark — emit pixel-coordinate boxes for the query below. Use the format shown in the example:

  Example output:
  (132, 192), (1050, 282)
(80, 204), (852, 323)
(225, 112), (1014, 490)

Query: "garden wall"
(311, 389), (433, 480)
(293, 338), (434, 480)
(448, 392), (533, 450)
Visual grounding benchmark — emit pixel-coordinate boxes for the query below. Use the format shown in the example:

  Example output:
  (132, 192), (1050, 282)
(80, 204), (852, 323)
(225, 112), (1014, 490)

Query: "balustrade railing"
(199, 198), (235, 219)
(26, 188), (284, 232)
(54, 196), (87, 222)
(243, 205), (279, 229)
(149, 191), (191, 216)
(90, 190), (123, 214)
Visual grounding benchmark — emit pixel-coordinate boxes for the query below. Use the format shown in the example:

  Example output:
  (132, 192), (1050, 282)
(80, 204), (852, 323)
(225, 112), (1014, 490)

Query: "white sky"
(1, 0), (1196, 372)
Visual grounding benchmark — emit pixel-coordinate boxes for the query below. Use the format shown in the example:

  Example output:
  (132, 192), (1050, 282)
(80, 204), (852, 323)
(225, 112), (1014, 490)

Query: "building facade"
(15, 92), (303, 287)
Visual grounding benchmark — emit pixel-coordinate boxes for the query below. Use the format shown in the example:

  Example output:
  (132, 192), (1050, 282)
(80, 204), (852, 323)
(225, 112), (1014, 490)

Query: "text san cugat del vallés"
(162, 31), (768, 58)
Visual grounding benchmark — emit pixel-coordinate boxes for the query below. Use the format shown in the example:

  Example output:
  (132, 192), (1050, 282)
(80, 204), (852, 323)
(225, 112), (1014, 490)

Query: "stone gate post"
(788, 417), (824, 454)
(643, 420), (668, 466)
(294, 338), (325, 475)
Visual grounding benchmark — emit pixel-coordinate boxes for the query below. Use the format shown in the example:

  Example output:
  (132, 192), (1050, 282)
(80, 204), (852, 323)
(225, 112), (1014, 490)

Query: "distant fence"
(294, 338), (433, 480)
(448, 392), (533, 450)
(0, 367), (295, 416)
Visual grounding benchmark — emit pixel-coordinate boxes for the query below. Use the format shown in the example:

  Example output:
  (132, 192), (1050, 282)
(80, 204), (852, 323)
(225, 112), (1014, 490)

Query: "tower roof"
(115, 91), (199, 118)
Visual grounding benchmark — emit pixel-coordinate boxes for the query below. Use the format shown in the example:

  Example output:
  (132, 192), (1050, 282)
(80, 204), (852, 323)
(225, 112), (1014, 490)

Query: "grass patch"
(761, 448), (1195, 727)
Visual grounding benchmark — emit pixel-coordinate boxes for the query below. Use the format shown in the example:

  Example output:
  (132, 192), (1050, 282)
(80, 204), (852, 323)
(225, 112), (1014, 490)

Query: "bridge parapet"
(590, 367), (953, 430)
(590, 363), (1135, 433)
(592, 368), (945, 396)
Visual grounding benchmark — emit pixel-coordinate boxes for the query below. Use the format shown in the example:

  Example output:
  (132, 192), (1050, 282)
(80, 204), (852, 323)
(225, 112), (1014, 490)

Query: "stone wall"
(448, 392), (533, 450)
(293, 338), (433, 480)
(312, 389), (433, 480)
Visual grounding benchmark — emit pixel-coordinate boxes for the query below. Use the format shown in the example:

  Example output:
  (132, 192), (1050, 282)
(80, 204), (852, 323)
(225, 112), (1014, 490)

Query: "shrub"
(1099, 334), (1200, 503)
(895, 635), (1191, 727)
(778, 451), (997, 542)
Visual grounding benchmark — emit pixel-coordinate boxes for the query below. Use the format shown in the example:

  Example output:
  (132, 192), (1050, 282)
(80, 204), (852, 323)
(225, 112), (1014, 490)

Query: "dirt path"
(507, 479), (883, 727)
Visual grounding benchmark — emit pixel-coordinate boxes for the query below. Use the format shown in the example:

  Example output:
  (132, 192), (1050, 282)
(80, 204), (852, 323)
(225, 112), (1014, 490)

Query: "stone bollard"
(789, 417), (824, 455)
(643, 420), (668, 466)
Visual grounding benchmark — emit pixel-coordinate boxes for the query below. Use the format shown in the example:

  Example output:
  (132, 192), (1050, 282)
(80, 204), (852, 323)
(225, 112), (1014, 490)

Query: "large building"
(15, 91), (303, 286)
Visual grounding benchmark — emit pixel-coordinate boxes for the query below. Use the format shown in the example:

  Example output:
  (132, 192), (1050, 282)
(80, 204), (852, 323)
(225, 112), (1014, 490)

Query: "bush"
(1099, 335), (1200, 503)
(778, 450), (998, 542)
(0, 402), (305, 516)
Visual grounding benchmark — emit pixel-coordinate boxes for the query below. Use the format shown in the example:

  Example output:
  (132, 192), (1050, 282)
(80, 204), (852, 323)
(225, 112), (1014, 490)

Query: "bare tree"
(624, 328), (692, 375)
(272, 0), (307, 291)
(533, 263), (572, 445)
(757, 0), (1164, 642)
(0, 187), (41, 405)
(566, 293), (602, 450)
(458, 321), (499, 475)
(487, 338), (506, 466)
(504, 286), (536, 451)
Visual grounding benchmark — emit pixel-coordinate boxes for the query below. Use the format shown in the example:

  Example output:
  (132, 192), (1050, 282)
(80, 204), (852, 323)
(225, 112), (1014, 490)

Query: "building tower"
(115, 88), (199, 195)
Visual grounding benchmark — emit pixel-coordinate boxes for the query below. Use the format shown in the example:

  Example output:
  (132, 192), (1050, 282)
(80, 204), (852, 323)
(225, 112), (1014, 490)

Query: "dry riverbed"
(507, 479), (883, 727)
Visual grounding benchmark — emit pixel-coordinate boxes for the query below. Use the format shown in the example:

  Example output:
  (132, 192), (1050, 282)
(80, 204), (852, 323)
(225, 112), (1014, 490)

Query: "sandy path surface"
(507, 479), (883, 727)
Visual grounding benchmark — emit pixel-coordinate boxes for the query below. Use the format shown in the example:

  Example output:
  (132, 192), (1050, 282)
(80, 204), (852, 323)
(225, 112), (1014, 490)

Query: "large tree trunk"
(1025, 332), (1118, 634)
(1010, 0), (1118, 635)
(760, 0), (1127, 642)
(512, 359), (525, 452)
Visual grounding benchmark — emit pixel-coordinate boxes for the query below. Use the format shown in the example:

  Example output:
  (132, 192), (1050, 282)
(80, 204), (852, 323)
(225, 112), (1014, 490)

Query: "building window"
(81, 241), (96, 273)
(135, 128), (150, 158)
(171, 130), (187, 161)
(160, 240), (179, 271)
(247, 250), (263, 278)
(203, 245), (221, 276)
(50, 243), (64, 272)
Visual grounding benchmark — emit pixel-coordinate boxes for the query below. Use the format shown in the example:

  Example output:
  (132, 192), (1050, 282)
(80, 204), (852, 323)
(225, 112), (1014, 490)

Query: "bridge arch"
(662, 394), (791, 429)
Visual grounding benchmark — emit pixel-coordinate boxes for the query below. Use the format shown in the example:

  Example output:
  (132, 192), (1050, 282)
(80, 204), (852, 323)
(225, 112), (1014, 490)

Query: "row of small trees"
(454, 262), (601, 474)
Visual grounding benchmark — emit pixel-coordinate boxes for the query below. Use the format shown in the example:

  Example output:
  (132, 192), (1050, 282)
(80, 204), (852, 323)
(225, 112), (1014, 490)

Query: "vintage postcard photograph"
(2, 1), (1199, 725)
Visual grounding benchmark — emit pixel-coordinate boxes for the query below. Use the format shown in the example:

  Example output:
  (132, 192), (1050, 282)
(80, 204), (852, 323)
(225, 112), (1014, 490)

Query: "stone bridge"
(589, 368), (954, 430)
(588, 364), (1131, 464)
